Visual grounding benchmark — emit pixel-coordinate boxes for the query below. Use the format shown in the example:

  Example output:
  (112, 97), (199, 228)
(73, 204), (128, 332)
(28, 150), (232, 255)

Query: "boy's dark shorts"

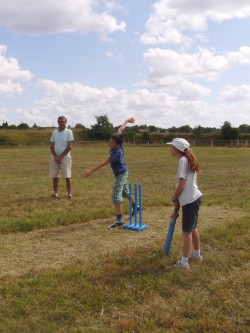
(182, 197), (202, 232)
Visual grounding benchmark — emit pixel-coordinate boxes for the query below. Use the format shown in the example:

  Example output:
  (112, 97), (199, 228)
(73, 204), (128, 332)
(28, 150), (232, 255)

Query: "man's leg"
(65, 178), (72, 198)
(53, 178), (59, 196)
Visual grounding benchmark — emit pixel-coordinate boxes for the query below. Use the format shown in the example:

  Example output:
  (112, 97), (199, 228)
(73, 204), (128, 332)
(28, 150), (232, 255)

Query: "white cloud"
(0, 45), (33, 95)
(144, 48), (229, 83)
(141, 0), (250, 45)
(219, 85), (250, 101)
(143, 46), (250, 94)
(34, 79), (178, 127)
(0, 0), (126, 36)
(3, 78), (248, 128)
(105, 51), (124, 62)
(16, 108), (53, 126)
(10, 79), (232, 128)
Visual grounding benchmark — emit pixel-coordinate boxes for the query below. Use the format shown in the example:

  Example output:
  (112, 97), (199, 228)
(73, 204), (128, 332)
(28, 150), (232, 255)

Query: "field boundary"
(0, 139), (250, 148)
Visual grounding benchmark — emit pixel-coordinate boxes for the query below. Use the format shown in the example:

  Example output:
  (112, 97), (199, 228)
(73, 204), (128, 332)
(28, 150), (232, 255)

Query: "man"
(50, 116), (74, 200)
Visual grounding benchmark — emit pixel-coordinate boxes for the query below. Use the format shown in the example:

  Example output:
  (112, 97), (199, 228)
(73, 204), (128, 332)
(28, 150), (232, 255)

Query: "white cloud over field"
(0, 0), (250, 128)
(0, 0), (126, 37)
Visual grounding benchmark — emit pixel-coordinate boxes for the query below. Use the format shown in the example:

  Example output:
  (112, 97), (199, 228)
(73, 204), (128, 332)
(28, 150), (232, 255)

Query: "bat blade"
(164, 207), (179, 255)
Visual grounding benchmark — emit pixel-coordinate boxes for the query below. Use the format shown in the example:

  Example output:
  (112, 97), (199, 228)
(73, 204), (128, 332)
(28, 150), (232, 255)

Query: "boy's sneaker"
(110, 220), (124, 228)
(52, 193), (58, 199)
(132, 206), (140, 216)
(191, 253), (203, 261)
(174, 260), (190, 269)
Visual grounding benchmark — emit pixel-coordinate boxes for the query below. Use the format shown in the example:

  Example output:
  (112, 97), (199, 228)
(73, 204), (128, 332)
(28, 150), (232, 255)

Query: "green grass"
(0, 146), (249, 332)
(0, 146), (249, 233)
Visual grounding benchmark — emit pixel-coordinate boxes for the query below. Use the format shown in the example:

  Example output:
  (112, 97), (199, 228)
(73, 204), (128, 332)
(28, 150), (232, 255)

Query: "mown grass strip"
(0, 218), (248, 332)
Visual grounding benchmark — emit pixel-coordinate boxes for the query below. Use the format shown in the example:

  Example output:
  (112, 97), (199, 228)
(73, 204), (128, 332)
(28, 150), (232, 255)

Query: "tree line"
(1, 116), (250, 142)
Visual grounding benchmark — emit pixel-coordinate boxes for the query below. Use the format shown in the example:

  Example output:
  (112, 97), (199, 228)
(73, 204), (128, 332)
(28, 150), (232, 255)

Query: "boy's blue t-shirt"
(110, 145), (128, 176)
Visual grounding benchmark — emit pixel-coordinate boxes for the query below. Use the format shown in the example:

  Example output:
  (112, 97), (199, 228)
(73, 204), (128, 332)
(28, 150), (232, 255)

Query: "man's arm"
(59, 141), (73, 158)
(50, 142), (56, 157)
(50, 141), (73, 164)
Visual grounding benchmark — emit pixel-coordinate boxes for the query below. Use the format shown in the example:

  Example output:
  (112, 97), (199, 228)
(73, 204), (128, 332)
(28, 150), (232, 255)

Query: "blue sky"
(0, 0), (250, 128)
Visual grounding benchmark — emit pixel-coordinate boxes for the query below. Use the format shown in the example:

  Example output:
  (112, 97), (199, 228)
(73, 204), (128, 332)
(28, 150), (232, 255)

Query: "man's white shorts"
(50, 155), (72, 178)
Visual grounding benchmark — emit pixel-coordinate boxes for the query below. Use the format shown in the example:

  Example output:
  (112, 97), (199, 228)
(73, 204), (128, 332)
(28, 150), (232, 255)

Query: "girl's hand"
(171, 211), (179, 219)
(172, 199), (180, 209)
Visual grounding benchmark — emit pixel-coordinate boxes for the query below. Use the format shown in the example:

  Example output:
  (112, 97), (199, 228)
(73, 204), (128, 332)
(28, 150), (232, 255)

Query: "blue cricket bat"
(164, 207), (179, 255)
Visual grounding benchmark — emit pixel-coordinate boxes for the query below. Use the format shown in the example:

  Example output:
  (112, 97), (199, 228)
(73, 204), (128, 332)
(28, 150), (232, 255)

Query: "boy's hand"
(128, 117), (135, 123)
(83, 170), (92, 178)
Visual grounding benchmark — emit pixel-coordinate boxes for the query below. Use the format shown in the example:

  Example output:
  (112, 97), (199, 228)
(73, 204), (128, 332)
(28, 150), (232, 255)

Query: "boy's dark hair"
(110, 133), (123, 145)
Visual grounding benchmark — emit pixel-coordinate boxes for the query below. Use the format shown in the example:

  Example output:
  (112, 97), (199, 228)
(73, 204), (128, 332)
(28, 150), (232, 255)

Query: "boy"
(83, 118), (138, 228)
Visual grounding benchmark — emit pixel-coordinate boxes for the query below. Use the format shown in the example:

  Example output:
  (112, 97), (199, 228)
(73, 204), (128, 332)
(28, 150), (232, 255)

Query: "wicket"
(124, 183), (149, 231)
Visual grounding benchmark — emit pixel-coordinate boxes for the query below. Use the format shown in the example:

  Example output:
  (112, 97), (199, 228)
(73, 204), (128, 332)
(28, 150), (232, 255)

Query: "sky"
(0, 0), (250, 129)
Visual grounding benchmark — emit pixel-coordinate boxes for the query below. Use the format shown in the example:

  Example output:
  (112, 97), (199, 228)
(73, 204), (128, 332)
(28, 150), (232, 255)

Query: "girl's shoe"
(175, 260), (189, 269)
(191, 253), (203, 261)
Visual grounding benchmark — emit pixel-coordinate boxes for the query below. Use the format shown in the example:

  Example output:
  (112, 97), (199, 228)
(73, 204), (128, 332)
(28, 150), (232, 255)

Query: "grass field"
(0, 145), (249, 332)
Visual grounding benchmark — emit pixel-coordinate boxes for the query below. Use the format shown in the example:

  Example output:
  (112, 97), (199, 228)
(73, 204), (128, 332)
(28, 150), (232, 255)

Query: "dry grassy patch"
(0, 205), (245, 277)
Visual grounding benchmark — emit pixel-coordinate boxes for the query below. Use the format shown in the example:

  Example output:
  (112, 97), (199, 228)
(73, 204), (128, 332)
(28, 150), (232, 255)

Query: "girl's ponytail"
(184, 150), (201, 172)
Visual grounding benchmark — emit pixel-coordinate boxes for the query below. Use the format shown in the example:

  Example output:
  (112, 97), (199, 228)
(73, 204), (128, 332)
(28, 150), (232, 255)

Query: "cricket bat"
(164, 207), (179, 255)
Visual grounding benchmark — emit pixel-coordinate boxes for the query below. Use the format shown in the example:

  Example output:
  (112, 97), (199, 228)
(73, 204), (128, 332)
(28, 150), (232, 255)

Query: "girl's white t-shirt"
(176, 156), (202, 206)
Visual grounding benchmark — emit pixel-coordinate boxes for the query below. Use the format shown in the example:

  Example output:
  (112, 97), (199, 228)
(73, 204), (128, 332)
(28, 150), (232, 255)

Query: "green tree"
(88, 115), (114, 140)
(193, 125), (204, 139)
(148, 125), (157, 132)
(142, 131), (151, 143)
(2, 121), (9, 129)
(75, 123), (85, 129)
(220, 121), (239, 140)
(179, 125), (192, 133)
(239, 124), (250, 133)
(17, 122), (29, 130)
(126, 129), (137, 143)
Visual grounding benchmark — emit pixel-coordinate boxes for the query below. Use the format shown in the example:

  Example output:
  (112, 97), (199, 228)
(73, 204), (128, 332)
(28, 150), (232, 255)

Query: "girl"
(166, 138), (202, 269)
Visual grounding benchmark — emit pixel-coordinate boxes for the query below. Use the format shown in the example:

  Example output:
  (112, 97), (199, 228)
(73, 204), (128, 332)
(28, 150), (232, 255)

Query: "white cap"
(166, 138), (190, 152)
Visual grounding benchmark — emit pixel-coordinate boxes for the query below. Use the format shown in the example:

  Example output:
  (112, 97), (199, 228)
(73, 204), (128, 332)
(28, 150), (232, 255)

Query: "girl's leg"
(192, 228), (200, 250)
(182, 231), (192, 258)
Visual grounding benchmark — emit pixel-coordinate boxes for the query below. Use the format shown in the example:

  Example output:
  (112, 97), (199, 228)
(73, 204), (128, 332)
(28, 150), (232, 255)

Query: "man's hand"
(54, 155), (62, 165)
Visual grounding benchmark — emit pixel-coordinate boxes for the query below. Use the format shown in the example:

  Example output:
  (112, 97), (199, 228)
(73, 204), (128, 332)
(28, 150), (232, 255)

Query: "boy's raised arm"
(117, 117), (135, 135)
